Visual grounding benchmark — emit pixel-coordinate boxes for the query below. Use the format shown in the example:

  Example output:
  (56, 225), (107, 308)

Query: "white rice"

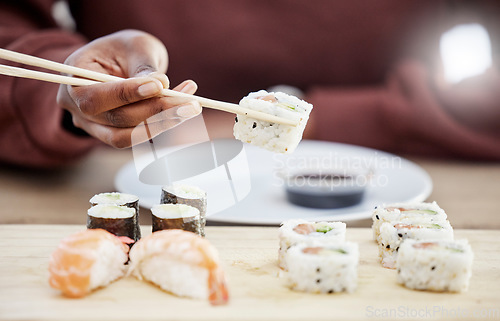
(89, 239), (129, 291)
(397, 239), (473, 292)
(278, 219), (346, 270)
(151, 204), (200, 219)
(233, 90), (313, 153)
(286, 242), (359, 294)
(90, 192), (138, 206)
(87, 204), (135, 219)
(377, 218), (454, 269)
(162, 184), (206, 200)
(133, 253), (209, 299)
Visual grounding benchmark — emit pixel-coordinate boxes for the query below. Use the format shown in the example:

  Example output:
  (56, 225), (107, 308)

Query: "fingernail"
(180, 82), (195, 93)
(138, 82), (160, 97)
(176, 103), (201, 117)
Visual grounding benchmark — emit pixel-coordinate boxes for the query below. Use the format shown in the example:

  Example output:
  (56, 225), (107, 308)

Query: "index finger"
(68, 75), (165, 116)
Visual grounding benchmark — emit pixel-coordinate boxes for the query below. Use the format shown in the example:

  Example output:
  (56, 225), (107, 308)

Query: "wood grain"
(0, 225), (498, 321)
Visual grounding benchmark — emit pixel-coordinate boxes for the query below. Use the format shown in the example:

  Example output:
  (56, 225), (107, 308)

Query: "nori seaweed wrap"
(87, 204), (138, 242)
(151, 204), (202, 235)
(90, 192), (141, 240)
(161, 185), (207, 236)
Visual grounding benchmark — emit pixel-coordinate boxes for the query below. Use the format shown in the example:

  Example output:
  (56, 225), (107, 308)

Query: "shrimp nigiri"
(128, 229), (229, 305)
(49, 229), (132, 298)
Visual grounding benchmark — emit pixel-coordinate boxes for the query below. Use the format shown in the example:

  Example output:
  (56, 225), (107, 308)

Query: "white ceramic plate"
(115, 140), (432, 225)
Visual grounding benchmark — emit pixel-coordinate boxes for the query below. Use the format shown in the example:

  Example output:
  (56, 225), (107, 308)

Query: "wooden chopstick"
(0, 48), (297, 126)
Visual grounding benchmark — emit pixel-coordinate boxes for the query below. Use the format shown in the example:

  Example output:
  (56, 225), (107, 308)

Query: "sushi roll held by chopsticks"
(234, 90), (313, 154)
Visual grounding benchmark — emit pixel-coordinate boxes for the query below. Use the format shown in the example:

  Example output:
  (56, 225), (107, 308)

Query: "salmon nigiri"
(49, 229), (132, 298)
(128, 229), (229, 305)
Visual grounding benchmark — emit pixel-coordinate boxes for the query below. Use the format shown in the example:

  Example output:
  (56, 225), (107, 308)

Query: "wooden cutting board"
(0, 225), (498, 321)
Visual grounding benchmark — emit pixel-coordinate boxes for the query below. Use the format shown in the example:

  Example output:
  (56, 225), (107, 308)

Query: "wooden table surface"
(0, 144), (499, 228)
(1, 225), (499, 321)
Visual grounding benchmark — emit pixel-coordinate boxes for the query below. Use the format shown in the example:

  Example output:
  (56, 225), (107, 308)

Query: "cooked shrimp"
(128, 229), (229, 305)
(48, 229), (131, 298)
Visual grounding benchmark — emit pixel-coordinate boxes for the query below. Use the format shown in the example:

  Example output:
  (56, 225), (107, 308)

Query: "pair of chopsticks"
(0, 48), (297, 126)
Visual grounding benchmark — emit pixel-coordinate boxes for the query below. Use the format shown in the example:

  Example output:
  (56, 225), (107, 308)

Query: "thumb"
(130, 59), (169, 89)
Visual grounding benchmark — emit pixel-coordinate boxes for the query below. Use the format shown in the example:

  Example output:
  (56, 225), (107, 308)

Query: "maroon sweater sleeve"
(0, 0), (98, 168)
(306, 59), (500, 160)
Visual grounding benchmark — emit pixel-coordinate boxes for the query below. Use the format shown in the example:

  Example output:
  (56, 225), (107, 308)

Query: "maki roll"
(87, 204), (139, 242)
(286, 242), (359, 294)
(90, 192), (141, 240)
(151, 204), (202, 236)
(234, 90), (313, 154)
(377, 218), (454, 269)
(397, 239), (473, 292)
(372, 202), (447, 241)
(161, 184), (207, 237)
(278, 219), (346, 270)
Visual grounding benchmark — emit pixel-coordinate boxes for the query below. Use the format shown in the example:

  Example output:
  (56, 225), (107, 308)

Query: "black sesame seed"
(252, 122), (257, 128)
(396, 247), (399, 251)
(431, 266), (436, 271)
(316, 268), (321, 273)
(398, 233), (403, 237)
(328, 289), (334, 294)
(376, 215), (379, 220)
(235, 116), (238, 123)
(316, 279), (321, 284)
(386, 244), (390, 249)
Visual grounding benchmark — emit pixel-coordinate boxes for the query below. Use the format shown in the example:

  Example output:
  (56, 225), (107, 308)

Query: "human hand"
(57, 29), (202, 148)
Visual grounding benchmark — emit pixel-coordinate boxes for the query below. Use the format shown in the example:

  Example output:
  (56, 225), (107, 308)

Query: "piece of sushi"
(128, 229), (229, 305)
(151, 203), (202, 235)
(397, 239), (473, 292)
(48, 229), (132, 298)
(377, 219), (454, 269)
(233, 90), (313, 154)
(286, 242), (359, 294)
(161, 184), (207, 237)
(278, 219), (346, 270)
(371, 202), (447, 241)
(90, 192), (141, 241)
(87, 204), (139, 244)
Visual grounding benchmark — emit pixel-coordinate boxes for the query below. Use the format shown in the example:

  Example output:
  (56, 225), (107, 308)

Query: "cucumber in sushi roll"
(151, 204), (202, 236)
(87, 204), (138, 243)
(234, 90), (313, 154)
(161, 184), (207, 237)
(278, 219), (346, 270)
(286, 242), (359, 294)
(90, 192), (141, 241)
(397, 239), (473, 292)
